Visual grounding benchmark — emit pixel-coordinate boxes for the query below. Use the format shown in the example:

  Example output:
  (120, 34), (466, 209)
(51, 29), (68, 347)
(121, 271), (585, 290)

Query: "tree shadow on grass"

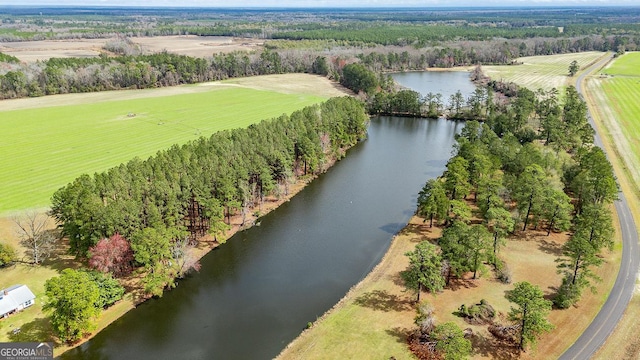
(42, 236), (81, 273)
(354, 290), (413, 312)
(538, 238), (564, 256)
(7, 317), (54, 343)
(545, 285), (559, 303)
(399, 222), (436, 242)
(447, 277), (479, 291)
(390, 273), (406, 287)
(470, 332), (520, 360)
(385, 326), (410, 345)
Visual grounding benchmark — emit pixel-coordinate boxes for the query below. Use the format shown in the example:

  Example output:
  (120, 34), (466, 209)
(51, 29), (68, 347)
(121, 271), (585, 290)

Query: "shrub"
(83, 270), (125, 309)
(553, 276), (582, 309)
(496, 263), (512, 284)
(0, 243), (17, 267)
(456, 300), (496, 325)
(415, 301), (436, 335)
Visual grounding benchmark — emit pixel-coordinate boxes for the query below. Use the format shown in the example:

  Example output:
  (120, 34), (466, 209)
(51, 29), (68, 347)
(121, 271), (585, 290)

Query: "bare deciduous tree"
(13, 212), (56, 265)
(170, 237), (201, 278)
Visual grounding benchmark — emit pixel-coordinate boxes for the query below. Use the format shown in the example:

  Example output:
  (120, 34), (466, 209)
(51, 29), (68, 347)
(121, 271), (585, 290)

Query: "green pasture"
(599, 52), (640, 160)
(483, 51), (606, 93)
(600, 78), (640, 156)
(0, 87), (326, 213)
(602, 52), (640, 76)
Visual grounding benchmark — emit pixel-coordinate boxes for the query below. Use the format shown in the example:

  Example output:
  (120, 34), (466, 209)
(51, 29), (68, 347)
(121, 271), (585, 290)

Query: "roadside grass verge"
(0, 77), (333, 214)
(585, 51), (640, 359)
(594, 296), (640, 359)
(482, 52), (606, 93)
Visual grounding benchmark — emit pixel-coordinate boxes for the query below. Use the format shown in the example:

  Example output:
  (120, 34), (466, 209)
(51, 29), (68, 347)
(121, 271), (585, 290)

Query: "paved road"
(559, 54), (640, 359)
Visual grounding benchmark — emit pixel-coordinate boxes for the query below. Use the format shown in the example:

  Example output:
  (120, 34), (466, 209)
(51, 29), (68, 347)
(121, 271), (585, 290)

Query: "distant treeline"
(3, 6), (640, 45)
(1, 31), (637, 100)
(0, 50), (321, 99)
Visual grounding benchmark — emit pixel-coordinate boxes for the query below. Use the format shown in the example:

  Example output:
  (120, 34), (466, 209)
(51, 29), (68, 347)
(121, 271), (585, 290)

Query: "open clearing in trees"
(482, 52), (606, 93)
(586, 51), (640, 360)
(0, 74), (346, 214)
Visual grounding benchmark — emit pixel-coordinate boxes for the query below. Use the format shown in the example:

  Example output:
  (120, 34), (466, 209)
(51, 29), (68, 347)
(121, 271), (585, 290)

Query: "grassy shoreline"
(277, 212), (620, 360)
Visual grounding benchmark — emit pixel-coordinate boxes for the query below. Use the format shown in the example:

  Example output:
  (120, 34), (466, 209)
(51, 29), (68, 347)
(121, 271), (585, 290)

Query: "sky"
(1, 0), (638, 7)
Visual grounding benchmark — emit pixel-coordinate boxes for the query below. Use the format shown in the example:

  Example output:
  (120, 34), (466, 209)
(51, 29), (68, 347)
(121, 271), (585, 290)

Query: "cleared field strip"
(0, 86), (327, 213)
(585, 52), (640, 360)
(592, 52), (640, 187)
(602, 52), (640, 76)
(483, 51), (605, 92)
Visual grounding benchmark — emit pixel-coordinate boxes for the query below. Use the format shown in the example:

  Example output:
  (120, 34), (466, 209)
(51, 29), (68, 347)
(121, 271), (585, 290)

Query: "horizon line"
(1, 4), (639, 9)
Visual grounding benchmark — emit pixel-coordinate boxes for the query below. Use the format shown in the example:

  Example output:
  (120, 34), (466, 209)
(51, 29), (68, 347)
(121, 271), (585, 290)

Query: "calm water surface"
(391, 70), (477, 98)
(61, 71), (473, 360)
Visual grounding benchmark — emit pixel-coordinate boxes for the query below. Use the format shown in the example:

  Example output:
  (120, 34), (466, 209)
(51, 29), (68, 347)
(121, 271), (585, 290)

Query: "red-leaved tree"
(88, 233), (134, 277)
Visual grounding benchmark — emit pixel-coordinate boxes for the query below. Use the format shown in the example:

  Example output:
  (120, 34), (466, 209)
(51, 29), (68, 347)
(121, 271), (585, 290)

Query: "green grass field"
(0, 86), (327, 213)
(594, 52), (640, 185)
(601, 77), (640, 134)
(586, 51), (640, 360)
(602, 52), (640, 76)
(483, 51), (606, 93)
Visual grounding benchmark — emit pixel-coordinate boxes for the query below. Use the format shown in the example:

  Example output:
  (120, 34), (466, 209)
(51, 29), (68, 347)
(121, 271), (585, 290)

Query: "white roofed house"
(0, 285), (36, 318)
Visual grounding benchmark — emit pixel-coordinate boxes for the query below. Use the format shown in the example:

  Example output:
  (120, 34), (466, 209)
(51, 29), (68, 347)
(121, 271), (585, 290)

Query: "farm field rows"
(589, 52), (640, 191)
(483, 51), (605, 93)
(0, 75), (340, 213)
(599, 77), (640, 183)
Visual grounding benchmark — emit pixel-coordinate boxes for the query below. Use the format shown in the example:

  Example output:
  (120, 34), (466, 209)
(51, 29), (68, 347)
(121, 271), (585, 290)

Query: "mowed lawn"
(483, 51), (606, 93)
(597, 53), (640, 182)
(600, 77), (640, 148)
(602, 51), (640, 76)
(0, 86), (327, 213)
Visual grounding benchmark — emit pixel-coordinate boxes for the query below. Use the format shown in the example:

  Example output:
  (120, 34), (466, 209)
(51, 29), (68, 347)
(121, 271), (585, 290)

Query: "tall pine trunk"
(523, 193), (534, 231)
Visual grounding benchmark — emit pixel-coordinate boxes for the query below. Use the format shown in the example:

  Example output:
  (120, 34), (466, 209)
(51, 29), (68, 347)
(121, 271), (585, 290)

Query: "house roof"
(0, 285), (36, 316)
(0, 295), (18, 317)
